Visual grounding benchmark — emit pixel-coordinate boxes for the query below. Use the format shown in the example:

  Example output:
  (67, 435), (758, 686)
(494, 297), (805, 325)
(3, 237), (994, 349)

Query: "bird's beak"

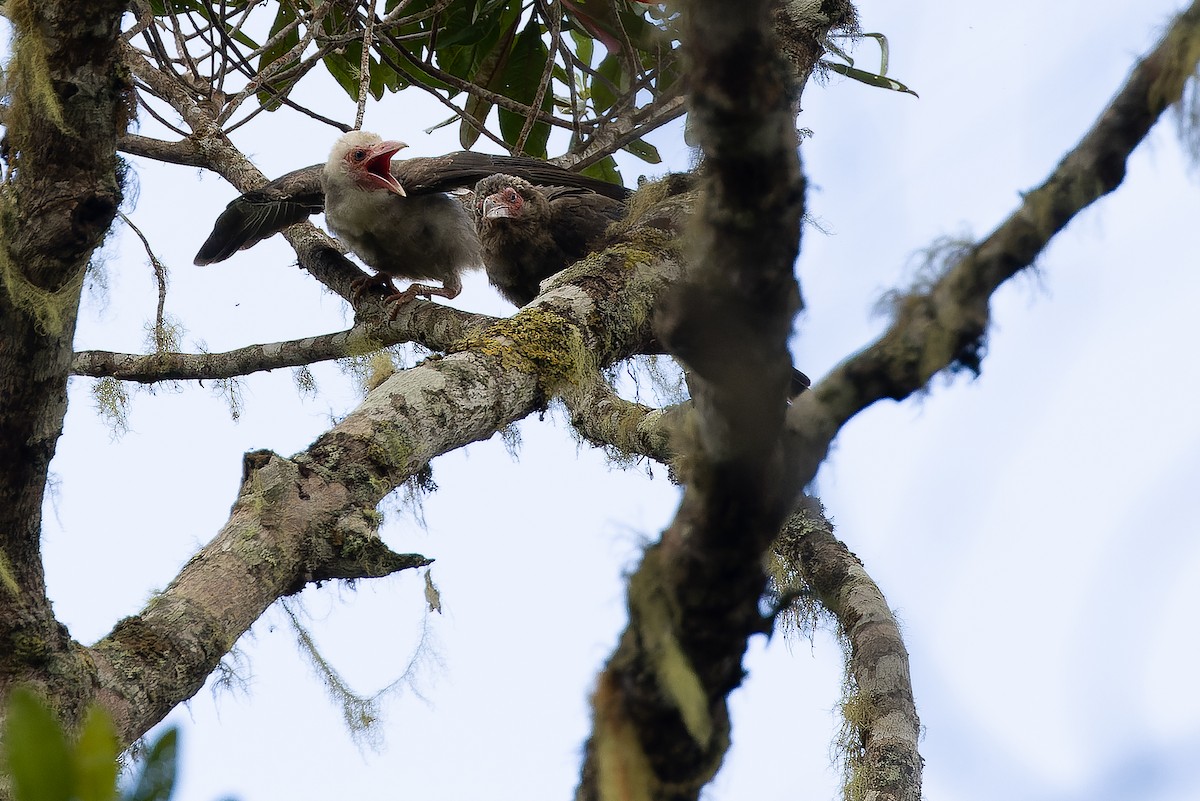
(482, 195), (512, 219)
(366, 140), (408, 197)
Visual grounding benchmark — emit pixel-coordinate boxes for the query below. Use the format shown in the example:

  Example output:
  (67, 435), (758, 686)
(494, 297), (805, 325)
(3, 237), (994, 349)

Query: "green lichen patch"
(609, 174), (694, 239)
(837, 687), (876, 801)
(0, 197), (86, 336)
(364, 422), (415, 474)
(4, 0), (68, 143)
(449, 308), (594, 395)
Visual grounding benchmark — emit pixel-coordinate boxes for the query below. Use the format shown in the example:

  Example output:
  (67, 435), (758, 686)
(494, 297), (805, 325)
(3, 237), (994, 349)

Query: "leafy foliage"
(0, 689), (182, 801)
(132, 0), (681, 172)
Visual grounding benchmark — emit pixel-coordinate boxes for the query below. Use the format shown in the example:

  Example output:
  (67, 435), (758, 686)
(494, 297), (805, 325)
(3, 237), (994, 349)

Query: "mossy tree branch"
(784, 0), (1200, 483)
(561, 372), (681, 468)
(774, 499), (921, 801)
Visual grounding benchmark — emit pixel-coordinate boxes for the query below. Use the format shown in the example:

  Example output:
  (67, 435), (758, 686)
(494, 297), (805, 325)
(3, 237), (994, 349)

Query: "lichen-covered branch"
(784, 0), (1200, 481)
(562, 373), (681, 467)
(118, 133), (206, 167)
(90, 449), (433, 741)
(774, 499), (921, 801)
(564, 376), (922, 801)
(72, 306), (499, 383)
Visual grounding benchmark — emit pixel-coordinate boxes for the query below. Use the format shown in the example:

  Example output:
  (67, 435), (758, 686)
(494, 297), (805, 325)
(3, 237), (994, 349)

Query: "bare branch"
(116, 212), (173, 352)
(554, 96), (686, 170)
(119, 133), (206, 166)
(355, 0), (378, 130)
(71, 305), (497, 383)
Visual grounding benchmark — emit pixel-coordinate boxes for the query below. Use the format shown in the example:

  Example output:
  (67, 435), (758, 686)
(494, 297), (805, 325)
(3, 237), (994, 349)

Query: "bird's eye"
(352, 149), (367, 161)
(504, 188), (518, 202)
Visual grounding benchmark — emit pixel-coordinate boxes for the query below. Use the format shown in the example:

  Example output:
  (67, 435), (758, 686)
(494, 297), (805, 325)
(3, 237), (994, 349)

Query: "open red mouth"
(365, 141), (407, 196)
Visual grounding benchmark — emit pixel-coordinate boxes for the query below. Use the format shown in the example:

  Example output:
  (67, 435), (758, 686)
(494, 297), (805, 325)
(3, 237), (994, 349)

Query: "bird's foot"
(350, 273), (401, 301)
(383, 282), (459, 320)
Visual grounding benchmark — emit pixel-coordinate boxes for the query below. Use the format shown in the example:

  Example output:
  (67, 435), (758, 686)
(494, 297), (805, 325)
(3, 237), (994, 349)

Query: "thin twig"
(118, 211), (171, 352)
(515, 0), (561, 154)
(355, 0), (378, 129)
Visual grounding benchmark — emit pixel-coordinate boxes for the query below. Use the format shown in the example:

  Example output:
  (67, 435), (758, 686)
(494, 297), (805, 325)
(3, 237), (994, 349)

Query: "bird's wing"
(396, 153), (631, 200)
(195, 153), (629, 265)
(542, 189), (626, 263)
(193, 165), (325, 265)
(538, 185), (601, 203)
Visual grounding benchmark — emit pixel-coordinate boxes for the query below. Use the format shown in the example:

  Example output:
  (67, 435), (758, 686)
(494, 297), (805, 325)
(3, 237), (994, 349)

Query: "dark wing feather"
(395, 153), (631, 200)
(545, 189), (626, 257)
(539, 185), (600, 202)
(193, 166), (325, 265)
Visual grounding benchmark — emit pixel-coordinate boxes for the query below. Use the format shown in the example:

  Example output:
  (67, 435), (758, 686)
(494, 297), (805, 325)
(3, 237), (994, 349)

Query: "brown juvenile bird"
(472, 174), (626, 306)
(195, 131), (629, 310)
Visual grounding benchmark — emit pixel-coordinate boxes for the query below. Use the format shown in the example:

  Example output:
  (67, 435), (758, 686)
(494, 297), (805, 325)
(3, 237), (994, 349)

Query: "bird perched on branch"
(472, 174), (626, 307)
(194, 131), (630, 312)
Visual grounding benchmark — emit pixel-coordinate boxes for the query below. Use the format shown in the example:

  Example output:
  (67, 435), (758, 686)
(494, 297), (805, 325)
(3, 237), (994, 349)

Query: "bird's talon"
(350, 274), (400, 302)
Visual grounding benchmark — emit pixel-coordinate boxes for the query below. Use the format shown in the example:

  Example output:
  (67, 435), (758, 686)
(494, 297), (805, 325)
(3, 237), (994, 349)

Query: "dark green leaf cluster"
(143, 0), (678, 168)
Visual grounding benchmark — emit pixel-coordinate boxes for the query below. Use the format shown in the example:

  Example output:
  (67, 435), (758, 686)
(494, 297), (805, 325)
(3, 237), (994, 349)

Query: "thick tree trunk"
(0, 0), (129, 721)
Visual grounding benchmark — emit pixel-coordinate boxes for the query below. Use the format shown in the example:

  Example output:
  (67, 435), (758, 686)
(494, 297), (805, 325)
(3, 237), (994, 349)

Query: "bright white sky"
(27, 1), (1200, 800)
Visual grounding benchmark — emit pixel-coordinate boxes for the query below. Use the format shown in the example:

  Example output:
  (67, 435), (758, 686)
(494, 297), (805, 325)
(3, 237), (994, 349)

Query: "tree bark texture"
(776, 500), (922, 801)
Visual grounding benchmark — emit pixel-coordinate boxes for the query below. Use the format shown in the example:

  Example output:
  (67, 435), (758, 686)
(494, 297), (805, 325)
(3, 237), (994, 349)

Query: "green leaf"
(590, 53), (623, 115)
(654, 53), (681, 96)
(498, 17), (552, 157)
(580, 155), (622, 185)
(322, 49), (363, 101)
(460, 10), (520, 149)
(3, 688), (73, 801)
(226, 28), (260, 52)
(125, 728), (178, 801)
(570, 28), (594, 68)
(862, 32), (891, 76)
(425, 114), (460, 134)
(823, 61), (918, 97)
(436, 0), (505, 48)
(73, 708), (120, 801)
(614, 6), (661, 52)
(622, 138), (661, 164)
(367, 55), (402, 101)
(370, 43), (411, 96)
(255, 3), (301, 110)
(436, 43), (475, 81)
(389, 56), (453, 93)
